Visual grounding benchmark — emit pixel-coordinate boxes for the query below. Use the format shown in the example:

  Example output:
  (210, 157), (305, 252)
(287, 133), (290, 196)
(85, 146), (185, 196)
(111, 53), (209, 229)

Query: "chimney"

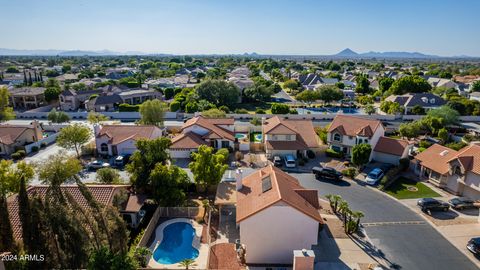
(261, 117), (266, 126)
(236, 169), (243, 191)
(93, 124), (101, 136)
(293, 249), (315, 270)
(31, 120), (42, 141)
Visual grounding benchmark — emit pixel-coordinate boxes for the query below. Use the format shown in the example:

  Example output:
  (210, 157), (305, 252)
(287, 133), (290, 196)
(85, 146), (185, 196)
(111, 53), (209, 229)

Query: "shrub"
(306, 149), (316, 159)
(255, 108), (266, 114)
(419, 140), (433, 149)
(379, 166), (402, 190)
(250, 117), (262, 126)
(342, 168), (357, 179)
(40, 142), (47, 148)
(119, 103), (140, 112)
(271, 103), (290, 114)
(298, 159), (305, 166)
(217, 148), (229, 162)
(96, 167), (121, 184)
(234, 108), (249, 114)
(218, 105), (230, 113)
(399, 158), (410, 171)
(326, 148), (344, 158)
(31, 146), (39, 152)
(445, 141), (468, 151)
(11, 152), (22, 160)
(16, 150), (26, 157)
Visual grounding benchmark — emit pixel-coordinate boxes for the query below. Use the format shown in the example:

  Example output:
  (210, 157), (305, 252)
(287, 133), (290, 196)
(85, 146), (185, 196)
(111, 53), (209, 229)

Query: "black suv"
(467, 237), (480, 255)
(312, 166), (343, 181)
(417, 198), (450, 212)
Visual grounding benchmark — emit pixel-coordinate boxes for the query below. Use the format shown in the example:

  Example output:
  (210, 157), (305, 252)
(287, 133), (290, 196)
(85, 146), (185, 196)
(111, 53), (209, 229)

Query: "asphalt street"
(293, 173), (478, 270)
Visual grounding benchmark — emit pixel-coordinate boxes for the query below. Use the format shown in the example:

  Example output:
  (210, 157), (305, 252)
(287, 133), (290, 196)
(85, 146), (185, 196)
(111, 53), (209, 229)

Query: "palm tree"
(338, 200), (350, 228)
(351, 211), (365, 233)
(202, 199), (210, 223)
(331, 195), (342, 213)
(178, 259), (197, 269)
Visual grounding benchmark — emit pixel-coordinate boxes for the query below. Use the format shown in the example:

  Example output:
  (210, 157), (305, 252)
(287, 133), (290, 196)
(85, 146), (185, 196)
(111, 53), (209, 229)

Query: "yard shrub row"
(326, 148), (344, 158)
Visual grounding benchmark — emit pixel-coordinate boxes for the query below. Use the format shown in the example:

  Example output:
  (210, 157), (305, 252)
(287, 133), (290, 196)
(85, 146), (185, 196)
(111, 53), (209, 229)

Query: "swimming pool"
(152, 222), (199, 264)
(235, 133), (247, 140)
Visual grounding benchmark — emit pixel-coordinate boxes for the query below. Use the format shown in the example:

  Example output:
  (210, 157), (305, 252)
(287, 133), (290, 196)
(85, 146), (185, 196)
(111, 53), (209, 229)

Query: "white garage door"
(462, 185), (480, 200)
(372, 152), (399, 165)
(170, 149), (192, 159)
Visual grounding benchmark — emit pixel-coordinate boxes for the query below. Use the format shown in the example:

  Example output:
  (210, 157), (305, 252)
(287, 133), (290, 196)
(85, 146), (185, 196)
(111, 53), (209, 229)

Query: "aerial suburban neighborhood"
(1, 1), (480, 270)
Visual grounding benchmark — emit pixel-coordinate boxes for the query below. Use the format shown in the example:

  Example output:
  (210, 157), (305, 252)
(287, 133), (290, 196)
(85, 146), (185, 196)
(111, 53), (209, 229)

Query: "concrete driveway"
(293, 173), (478, 270)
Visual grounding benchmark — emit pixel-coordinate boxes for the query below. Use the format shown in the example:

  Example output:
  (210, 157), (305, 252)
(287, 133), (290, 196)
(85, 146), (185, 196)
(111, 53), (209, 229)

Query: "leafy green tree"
(48, 108), (71, 123)
(317, 85), (344, 104)
(139, 99), (167, 126)
(389, 75), (431, 95)
(351, 143), (372, 168)
(164, 88), (175, 99)
(87, 111), (109, 124)
(357, 95), (374, 105)
(271, 103), (290, 114)
(364, 104), (375, 115)
(185, 102), (199, 113)
(410, 105), (425, 115)
(126, 137), (171, 192)
(296, 90), (320, 103)
(380, 100), (403, 114)
(196, 79), (240, 107)
(427, 105), (459, 125)
(472, 81), (480, 92)
(96, 167), (122, 184)
(379, 77), (394, 93)
(149, 164), (189, 206)
(189, 145), (228, 192)
(244, 84), (273, 102)
(56, 123), (91, 158)
(283, 79), (302, 91)
(170, 100), (181, 112)
(438, 128), (449, 143)
(0, 86), (15, 121)
(202, 108), (226, 118)
(399, 122), (421, 139)
(44, 87), (62, 102)
(355, 75), (370, 94)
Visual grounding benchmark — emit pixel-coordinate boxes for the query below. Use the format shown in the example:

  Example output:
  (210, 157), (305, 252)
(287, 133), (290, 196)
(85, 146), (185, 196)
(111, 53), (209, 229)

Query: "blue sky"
(1, 0), (479, 56)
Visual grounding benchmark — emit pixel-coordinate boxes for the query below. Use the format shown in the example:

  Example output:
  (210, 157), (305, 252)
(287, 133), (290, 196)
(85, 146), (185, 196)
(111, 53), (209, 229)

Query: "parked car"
(273, 156), (282, 167)
(312, 166), (343, 181)
(365, 168), (384, 185)
(114, 155), (125, 167)
(448, 197), (476, 210)
(417, 198), (450, 212)
(284, 155), (296, 168)
(87, 160), (110, 170)
(467, 237), (480, 255)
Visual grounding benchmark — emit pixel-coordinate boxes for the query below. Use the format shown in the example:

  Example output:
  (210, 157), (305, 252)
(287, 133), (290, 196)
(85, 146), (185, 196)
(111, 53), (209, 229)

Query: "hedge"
(170, 101), (181, 112)
(326, 148), (344, 158)
(342, 168), (357, 178)
(119, 103), (140, 112)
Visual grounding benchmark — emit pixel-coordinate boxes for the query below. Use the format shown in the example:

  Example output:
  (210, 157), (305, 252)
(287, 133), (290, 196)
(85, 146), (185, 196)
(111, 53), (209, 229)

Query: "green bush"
(16, 150), (26, 157)
(271, 103), (290, 114)
(234, 108), (249, 114)
(326, 148), (344, 158)
(11, 152), (22, 160)
(255, 108), (266, 114)
(119, 103), (140, 112)
(306, 150), (316, 159)
(446, 141), (468, 151)
(379, 167), (402, 190)
(218, 105), (230, 113)
(419, 140), (433, 148)
(217, 148), (229, 163)
(31, 146), (39, 152)
(169, 101), (181, 112)
(40, 142), (47, 148)
(342, 168), (357, 178)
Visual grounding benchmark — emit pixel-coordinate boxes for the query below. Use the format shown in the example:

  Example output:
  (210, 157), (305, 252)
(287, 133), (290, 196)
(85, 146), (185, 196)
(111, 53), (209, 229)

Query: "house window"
(286, 135), (292, 141)
(453, 166), (462, 176)
(430, 171), (440, 180)
(364, 139), (369, 143)
(333, 133), (341, 142)
(358, 139), (363, 144)
(221, 141), (230, 148)
(100, 143), (108, 152)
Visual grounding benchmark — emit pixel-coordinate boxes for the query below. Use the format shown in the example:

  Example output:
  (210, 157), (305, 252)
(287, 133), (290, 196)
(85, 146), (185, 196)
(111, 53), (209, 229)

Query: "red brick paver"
(208, 243), (245, 270)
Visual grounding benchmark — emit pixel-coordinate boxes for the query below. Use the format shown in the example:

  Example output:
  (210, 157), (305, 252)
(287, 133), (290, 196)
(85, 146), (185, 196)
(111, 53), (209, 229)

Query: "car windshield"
(460, 197), (473, 203)
(368, 172), (379, 178)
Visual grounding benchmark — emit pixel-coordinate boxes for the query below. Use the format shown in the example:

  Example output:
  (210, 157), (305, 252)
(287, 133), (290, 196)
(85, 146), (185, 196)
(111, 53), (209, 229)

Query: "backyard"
(385, 177), (440, 199)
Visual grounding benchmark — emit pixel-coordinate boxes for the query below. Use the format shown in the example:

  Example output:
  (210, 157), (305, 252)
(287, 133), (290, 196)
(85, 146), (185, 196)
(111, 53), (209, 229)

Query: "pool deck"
(147, 218), (208, 269)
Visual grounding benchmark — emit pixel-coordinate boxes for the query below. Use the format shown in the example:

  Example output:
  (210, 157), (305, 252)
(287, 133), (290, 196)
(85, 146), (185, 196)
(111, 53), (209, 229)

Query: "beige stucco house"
(0, 121), (43, 155)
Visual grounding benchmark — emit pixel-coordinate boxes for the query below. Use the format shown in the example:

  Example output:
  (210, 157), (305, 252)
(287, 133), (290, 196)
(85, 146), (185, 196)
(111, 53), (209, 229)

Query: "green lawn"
(385, 177), (440, 199)
(234, 102), (272, 114)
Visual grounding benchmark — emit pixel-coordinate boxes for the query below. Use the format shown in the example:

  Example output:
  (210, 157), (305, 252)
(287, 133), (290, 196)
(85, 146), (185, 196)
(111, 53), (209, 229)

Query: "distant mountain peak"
(336, 48), (358, 56)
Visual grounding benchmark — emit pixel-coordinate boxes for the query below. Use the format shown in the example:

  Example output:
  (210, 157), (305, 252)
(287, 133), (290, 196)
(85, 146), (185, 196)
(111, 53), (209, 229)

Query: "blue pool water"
(153, 222), (199, 264)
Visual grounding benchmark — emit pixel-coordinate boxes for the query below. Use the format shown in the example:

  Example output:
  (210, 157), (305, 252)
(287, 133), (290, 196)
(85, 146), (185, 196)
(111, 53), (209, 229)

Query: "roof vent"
(430, 98), (435, 104)
(440, 150), (449, 156)
(421, 97), (428, 103)
(261, 176), (272, 193)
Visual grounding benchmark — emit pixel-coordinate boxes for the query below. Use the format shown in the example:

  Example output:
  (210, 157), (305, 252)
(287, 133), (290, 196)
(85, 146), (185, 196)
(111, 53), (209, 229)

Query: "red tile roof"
(183, 116), (234, 141)
(415, 144), (458, 175)
(170, 132), (207, 149)
(236, 165), (323, 223)
(449, 144), (480, 175)
(373, 136), (411, 156)
(328, 115), (382, 138)
(7, 184), (131, 240)
(0, 126), (30, 145)
(263, 116), (319, 150)
(97, 125), (161, 145)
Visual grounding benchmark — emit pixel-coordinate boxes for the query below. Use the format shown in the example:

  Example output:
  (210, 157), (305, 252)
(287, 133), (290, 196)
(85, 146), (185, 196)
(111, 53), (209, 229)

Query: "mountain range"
(0, 48), (476, 58)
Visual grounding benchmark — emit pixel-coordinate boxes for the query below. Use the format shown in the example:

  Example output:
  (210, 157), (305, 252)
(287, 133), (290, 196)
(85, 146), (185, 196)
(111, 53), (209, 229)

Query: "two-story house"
(262, 116), (320, 158)
(415, 144), (480, 199)
(0, 121), (43, 155)
(327, 115), (384, 156)
(169, 116), (235, 159)
(59, 88), (103, 111)
(94, 124), (163, 156)
(9, 87), (46, 109)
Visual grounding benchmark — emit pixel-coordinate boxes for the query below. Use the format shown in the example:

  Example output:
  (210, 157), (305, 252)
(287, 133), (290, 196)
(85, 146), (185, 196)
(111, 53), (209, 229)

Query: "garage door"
(372, 152), (399, 165)
(462, 185), (480, 200)
(170, 149), (192, 159)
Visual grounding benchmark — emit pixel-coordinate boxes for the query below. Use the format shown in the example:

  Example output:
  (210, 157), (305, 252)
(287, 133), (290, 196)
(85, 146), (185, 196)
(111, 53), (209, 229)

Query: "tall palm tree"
(332, 195), (342, 213)
(178, 259), (196, 269)
(351, 211), (365, 233)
